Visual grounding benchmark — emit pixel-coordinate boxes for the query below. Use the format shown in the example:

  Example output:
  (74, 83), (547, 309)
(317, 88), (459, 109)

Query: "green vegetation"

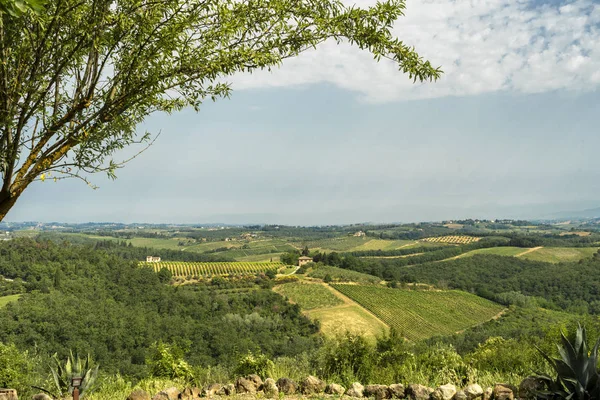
(458, 246), (528, 258)
(0, 294), (20, 308)
(308, 265), (381, 284)
(519, 247), (599, 263)
(536, 325), (600, 399)
(390, 254), (600, 314)
(331, 285), (504, 341)
(0, 238), (319, 377)
(143, 261), (283, 278)
(347, 239), (416, 251)
(274, 282), (343, 310)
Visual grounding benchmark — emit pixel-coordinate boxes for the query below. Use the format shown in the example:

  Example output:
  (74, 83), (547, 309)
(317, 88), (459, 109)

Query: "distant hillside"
(545, 206), (600, 220)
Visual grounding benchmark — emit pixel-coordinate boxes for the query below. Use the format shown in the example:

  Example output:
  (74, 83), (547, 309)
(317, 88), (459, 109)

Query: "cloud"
(230, 0), (600, 102)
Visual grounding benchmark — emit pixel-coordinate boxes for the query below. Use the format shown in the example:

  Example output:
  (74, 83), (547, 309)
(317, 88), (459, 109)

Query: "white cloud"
(230, 0), (600, 102)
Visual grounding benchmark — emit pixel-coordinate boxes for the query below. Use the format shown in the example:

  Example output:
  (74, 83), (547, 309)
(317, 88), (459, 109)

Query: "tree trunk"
(0, 192), (18, 222)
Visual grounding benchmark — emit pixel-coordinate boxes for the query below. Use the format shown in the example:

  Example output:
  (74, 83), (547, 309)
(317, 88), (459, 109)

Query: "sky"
(6, 0), (600, 225)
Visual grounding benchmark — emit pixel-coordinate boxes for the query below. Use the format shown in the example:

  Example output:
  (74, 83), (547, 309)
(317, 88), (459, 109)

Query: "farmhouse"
(353, 231), (366, 237)
(146, 256), (161, 262)
(298, 256), (313, 267)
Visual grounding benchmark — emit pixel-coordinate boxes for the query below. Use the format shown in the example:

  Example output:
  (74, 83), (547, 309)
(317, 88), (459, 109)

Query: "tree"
(0, 0), (441, 221)
(0, 0), (44, 16)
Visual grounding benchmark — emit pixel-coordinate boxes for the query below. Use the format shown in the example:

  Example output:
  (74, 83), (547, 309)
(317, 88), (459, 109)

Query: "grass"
(273, 282), (343, 310)
(349, 239), (416, 251)
(519, 247), (599, 263)
(0, 294), (21, 308)
(331, 285), (503, 341)
(307, 303), (389, 340)
(307, 265), (381, 284)
(459, 246), (529, 258)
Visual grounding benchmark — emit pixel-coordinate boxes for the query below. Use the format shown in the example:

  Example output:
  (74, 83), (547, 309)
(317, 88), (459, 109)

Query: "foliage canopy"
(0, 0), (441, 220)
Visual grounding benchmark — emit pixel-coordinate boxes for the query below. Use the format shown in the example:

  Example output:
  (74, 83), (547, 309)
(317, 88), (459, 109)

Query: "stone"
(301, 375), (326, 395)
(201, 384), (222, 397)
(482, 387), (493, 400)
(492, 384), (514, 400)
(325, 383), (346, 395)
(0, 389), (17, 400)
(454, 391), (467, 400)
(276, 378), (297, 395)
(235, 377), (258, 394)
(406, 384), (433, 400)
(464, 384), (483, 400)
(263, 378), (279, 398)
(152, 387), (180, 400)
(220, 384), (235, 396)
(431, 384), (456, 400)
(246, 374), (263, 390)
(32, 395), (52, 400)
(364, 384), (391, 400)
(518, 377), (545, 400)
(126, 389), (151, 400)
(388, 384), (405, 399)
(346, 382), (365, 398)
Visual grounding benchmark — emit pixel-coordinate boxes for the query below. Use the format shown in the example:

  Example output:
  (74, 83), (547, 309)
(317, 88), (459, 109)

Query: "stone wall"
(5, 375), (545, 400)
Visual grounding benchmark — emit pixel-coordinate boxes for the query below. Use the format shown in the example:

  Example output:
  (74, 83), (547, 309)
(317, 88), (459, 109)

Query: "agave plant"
(535, 324), (600, 399)
(35, 351), (99, 399)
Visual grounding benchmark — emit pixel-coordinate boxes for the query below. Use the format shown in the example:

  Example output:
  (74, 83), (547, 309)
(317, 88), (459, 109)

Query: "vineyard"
(330, 284), (503, 341)
(274, 282), (343, 310)
(421, 235), (480, 244)
(141, 261), (283, 277)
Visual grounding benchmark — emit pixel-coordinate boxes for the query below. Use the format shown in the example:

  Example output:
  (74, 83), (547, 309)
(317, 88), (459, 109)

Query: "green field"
(331, 285), (503, 341)
(142, 261), (283, 277)
(291, 237), (370, 252)
(307, 265), (381, 284)
(0, 294), (21, 308)
(274, 282), (343, 310)
(459, 246), (528, 258)
(349, 239), (417, 251)
(519, 247), (599, 263)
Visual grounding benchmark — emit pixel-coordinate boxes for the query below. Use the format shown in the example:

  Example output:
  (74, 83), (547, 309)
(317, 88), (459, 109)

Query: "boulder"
(263, 378), (279, 398)
(301, 375), (326, 395)
(431, 384), (456, 400)
(201, 384), (222, 397)
(32, 395), (52, 400)
(0, 389), (17, 400)
(388, 384), (405, 399)
(235, 377), (258, 394)
(276, 378), (298, 395)
(246, 374), (264, 390)
(464, 384), (483, 400)
(364, 384), (391, 400)
(406, 384), (433, 400)
(482, 387), (493, 400)
(126, 389), (151, 400)
(325, 384), (346, 395)
(217, 384), (235, 396)
(346, 382), (365, 398)
(152, 387), (180, 400)
(454, 391), (467, 400)
(518, 377), (545, 400)
(492, 384), (514, 400)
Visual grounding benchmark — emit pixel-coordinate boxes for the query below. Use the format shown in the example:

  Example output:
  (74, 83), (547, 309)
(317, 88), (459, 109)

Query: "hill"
(273, 281), (389, 340)
(331, 284), (504, 341)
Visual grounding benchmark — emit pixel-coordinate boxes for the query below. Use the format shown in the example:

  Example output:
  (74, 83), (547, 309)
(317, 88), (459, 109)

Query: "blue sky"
(6, 0), (600, 225)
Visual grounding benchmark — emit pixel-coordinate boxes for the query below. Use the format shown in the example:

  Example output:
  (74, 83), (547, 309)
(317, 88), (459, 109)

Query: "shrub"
(146, 342), (193, 381)
(234, 351), (274, 378)
(0, 342), (37, 396)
